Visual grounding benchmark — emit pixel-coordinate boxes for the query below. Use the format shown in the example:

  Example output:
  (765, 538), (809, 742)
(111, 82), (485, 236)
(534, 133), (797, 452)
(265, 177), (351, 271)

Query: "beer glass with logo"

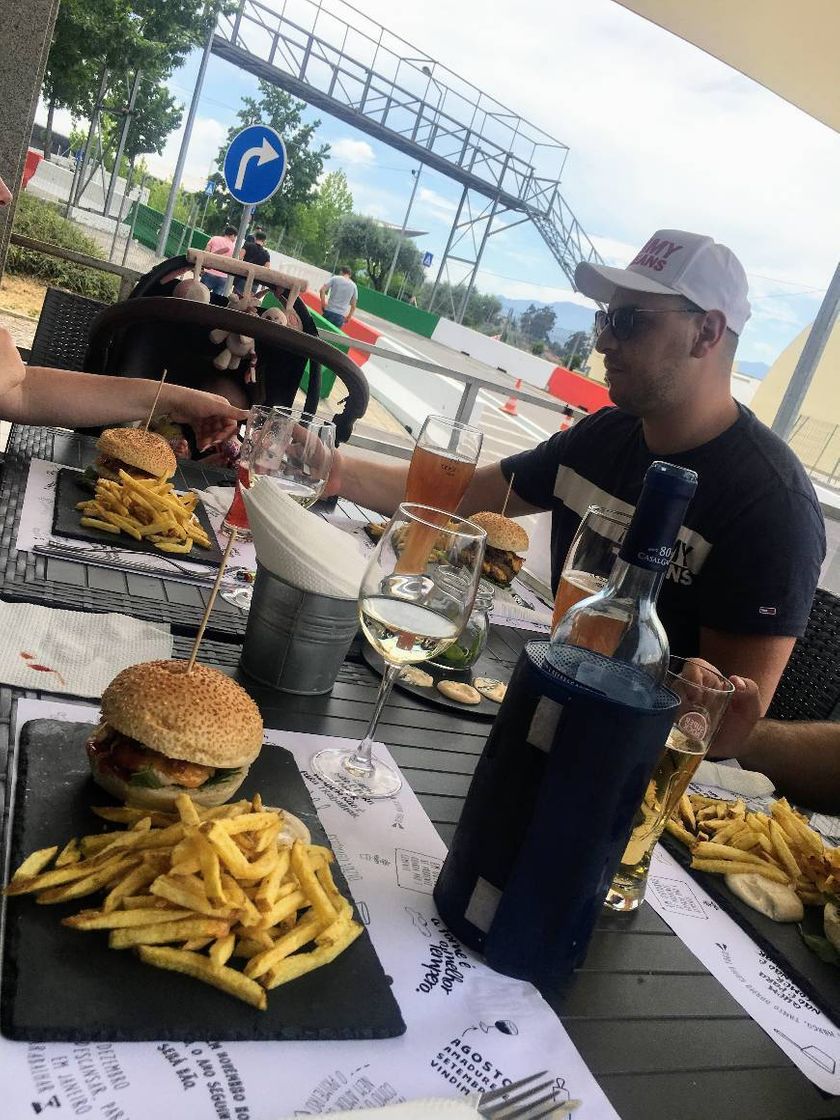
(604, 657), (735, 912)
(551, 506), (631, 632)
(399, 415), (483, 572)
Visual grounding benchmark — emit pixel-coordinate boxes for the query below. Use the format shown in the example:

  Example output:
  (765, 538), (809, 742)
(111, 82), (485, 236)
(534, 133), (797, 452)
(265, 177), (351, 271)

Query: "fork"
(476, 1071), (581, 1119)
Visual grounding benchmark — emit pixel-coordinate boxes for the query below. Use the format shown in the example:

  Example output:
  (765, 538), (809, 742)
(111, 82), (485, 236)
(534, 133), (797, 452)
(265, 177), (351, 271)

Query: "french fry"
(109, 917), (229, 949)
(244, 914), (323, 979)
(263, 923), (362, 991)
(664, 819), (695, 846)
(11, 846), (58, 882)
(691, 858), (791, 883)
(209, 933), (236, 970)
(63, 907), (194, 930)
(138, 946), (267, 1010)
(291, 842), (337, 927)
(80, 517), (120, 534)
(768, 820), (802, 881)
(35, 857), (140, 903)
(55, 838), (82, 867)
(692, 841), (768, 867)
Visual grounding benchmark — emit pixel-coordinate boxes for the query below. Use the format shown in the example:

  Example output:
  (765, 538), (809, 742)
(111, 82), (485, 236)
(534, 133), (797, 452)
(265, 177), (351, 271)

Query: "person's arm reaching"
(0, 330), (246, 448)
(324, 447), (543, 519)
(347, 292), (357, 322)
(736, 719), (840, 812)
(319, 281), (330, 313)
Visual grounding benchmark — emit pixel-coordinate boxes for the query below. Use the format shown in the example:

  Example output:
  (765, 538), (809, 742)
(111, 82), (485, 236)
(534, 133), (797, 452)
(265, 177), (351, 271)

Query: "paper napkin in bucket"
(0, 599), (172, 698)
(242, 478), (367, 599)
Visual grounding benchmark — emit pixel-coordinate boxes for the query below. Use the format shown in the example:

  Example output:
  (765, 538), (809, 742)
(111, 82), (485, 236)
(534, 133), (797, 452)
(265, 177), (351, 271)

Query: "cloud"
(416, 186), (457, 222)
(330, 138), (376, 166)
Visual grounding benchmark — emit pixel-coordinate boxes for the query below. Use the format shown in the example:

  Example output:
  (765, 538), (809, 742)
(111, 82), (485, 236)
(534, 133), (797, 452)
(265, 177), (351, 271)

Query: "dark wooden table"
(0, 427), (836, 1118)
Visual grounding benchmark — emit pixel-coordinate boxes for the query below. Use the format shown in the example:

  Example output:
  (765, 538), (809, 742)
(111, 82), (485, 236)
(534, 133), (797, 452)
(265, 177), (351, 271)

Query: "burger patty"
(95, 456), (154, 480)
(87, 724), (214, 788)
(481, 546), (524, 587)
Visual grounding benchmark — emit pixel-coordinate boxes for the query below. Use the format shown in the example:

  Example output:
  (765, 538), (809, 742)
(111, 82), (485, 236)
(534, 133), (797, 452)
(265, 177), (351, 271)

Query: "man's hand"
(707, 673), (763, 759)
(165, 386), (248, 451)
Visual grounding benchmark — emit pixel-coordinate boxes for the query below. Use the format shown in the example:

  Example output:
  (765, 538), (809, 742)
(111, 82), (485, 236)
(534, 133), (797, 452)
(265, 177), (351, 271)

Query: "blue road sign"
(204, 179), (215, 197)
(223, 125), (287, 206)
(422, 251), (434, 268)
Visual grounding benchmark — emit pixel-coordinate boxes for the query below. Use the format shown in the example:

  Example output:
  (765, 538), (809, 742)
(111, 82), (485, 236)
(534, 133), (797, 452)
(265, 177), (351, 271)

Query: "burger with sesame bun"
(86, 660), (264, 808)
(87, 427), (177, 485)
(469, 512), (529, 588)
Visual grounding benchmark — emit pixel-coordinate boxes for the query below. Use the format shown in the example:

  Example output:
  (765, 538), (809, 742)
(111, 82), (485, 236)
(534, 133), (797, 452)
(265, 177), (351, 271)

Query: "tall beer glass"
(551, 506), (630, 632)
(604, 657), (735, 912)
(399, 416), (483, 572)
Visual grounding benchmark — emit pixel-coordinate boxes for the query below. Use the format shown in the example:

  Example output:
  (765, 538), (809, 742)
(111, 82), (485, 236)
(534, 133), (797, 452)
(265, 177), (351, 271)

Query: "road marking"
(234, 137), (280, 190)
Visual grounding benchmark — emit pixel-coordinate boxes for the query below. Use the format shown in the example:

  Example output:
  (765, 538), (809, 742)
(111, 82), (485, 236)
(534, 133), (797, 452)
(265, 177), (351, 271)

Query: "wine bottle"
(551, 461), (697, 683)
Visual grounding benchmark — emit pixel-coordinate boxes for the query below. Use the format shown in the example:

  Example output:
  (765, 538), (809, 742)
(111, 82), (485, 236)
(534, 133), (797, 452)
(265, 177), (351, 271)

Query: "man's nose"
(594, 325), (615, 354)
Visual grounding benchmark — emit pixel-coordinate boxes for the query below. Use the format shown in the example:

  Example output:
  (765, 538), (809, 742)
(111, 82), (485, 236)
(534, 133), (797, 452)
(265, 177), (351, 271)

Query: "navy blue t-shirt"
(501, 405), (826, 658)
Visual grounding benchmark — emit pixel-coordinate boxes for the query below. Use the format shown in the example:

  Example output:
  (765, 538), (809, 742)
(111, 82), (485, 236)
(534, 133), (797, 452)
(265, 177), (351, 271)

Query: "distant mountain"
(736, 361), (770, 380)
(496, 297), (595, 344)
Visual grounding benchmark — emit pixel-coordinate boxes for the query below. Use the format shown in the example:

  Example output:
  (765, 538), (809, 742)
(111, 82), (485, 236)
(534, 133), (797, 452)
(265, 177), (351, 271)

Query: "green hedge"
(8, 195), (119, 301)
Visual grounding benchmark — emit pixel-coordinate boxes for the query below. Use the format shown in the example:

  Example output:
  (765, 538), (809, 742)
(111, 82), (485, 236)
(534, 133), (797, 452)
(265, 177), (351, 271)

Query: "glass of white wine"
(250, 407), (336, 508)
(311, 503), (487, 799)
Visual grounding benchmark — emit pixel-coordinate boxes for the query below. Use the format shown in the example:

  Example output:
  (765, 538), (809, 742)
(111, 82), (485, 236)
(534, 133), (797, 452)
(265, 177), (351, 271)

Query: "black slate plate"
(362, 644), (507, 720)
(661, 831), (840, 1025)
(0, 720), (405, 1042)
(52, 468), (224, 566)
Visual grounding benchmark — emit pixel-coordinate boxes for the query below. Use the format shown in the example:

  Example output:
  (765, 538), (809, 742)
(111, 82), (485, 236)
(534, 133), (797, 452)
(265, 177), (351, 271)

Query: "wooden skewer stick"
(143, 369), (168, 433)
(186, 528), (238, 674)
(501, 472), (515, 518)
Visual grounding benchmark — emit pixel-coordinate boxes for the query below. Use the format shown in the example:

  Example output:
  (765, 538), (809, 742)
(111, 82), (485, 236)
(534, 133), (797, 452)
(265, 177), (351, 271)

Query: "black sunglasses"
(594, 307), (705, 342)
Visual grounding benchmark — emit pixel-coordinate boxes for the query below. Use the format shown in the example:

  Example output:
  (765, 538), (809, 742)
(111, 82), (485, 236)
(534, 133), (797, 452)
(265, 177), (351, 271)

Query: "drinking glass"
(250, 407), (336, 508)
(604, 656), (735, 912)
(405, 415), (483, 513)
(311, 503), (487, 798)
(551, 505), (631, 632)
(221, 404), (276, 541)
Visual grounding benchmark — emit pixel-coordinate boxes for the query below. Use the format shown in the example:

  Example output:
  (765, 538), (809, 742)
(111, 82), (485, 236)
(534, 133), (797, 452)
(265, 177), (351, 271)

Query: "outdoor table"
(0, 424), (246, 640)
(0, 426), (835, 1117)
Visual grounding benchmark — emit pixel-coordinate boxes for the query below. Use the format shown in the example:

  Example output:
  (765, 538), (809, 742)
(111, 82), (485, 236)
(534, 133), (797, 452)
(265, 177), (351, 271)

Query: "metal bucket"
(240, 563), (358, 694)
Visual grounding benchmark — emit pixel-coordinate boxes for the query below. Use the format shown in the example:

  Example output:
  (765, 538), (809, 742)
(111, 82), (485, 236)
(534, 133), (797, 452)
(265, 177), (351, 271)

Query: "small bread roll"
(725, 872), (803, 922)
(399, 667), (433, 688)
(437, 680), (482, 705)
(473, 677), (507, 703)
(824, 902), (840, 951)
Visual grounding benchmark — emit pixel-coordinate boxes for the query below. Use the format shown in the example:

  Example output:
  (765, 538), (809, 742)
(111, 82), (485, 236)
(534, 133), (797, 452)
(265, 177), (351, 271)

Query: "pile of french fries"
(76, 470), (212, 555)
(4, 793), (362, 1010)
(666, 793), (840, 906)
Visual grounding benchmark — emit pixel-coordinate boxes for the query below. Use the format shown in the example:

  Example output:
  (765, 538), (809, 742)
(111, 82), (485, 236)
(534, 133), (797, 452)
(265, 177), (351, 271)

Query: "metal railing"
(9, 234), (141, 301)
(789, 415), (840, 490)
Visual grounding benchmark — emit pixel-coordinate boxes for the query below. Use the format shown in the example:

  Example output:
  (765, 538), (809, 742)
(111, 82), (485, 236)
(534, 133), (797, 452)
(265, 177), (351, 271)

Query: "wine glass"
(250, 407), (336, 508)
(221, 403), (276, 540)
(311, 503), (487, 798)
(405, 415), (483, 513)
(551, 506), (630, 632)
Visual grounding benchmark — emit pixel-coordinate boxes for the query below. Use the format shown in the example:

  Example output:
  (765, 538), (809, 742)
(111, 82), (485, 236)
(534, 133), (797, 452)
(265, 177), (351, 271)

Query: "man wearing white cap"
(328, 230), (825, 711)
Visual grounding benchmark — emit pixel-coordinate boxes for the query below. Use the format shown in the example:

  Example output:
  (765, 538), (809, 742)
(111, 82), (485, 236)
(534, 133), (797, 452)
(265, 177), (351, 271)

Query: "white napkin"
(190, 485), (235, 516)
(275, 1101), (478, 1120)
(242, 478), (366, 599)
(0, 600), (171, 698)
(694, 758), (776, 798)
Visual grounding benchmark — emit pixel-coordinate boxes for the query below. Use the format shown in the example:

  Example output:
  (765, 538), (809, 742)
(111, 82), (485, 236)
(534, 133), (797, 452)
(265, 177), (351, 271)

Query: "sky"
(38, 0), (840, 367)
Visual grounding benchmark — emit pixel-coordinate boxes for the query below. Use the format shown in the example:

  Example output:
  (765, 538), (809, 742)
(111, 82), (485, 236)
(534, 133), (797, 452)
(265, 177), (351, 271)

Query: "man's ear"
(690, 309), (727, 357)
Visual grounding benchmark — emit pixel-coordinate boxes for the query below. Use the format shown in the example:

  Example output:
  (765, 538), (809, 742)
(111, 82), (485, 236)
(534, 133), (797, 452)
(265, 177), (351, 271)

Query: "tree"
(519, 304), (557, 343)
(422, 280), (502, 329)
(558, 329), (590, 371)
(335, 215), (423, 292)
(286, 170), (353, 263)
(205, 83), (329, 234)
(41, 0), (218, 160)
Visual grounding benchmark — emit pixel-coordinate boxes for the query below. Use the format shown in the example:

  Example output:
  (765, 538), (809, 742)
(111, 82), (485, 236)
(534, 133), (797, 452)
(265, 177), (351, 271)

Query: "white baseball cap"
(575, 230), (751, 335)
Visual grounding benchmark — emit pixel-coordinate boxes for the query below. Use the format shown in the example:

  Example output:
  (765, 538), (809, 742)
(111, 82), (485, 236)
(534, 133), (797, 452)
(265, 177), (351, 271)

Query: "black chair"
(84, 296), (369, 446)
(28, 288), (109, 370)
(767, 587), (840, 721)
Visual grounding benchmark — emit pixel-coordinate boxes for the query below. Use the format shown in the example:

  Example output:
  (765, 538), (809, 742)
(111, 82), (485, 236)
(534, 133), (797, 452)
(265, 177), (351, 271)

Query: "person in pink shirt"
(201, 226), (237, 294)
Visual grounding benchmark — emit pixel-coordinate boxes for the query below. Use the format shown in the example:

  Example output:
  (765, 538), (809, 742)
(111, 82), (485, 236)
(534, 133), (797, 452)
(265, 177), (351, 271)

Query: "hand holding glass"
(311, 504), (487, 798)
(604, 657), (735, 912)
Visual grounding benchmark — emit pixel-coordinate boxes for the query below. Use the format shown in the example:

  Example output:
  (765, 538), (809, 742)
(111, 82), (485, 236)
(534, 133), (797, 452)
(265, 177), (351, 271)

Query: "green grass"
(8, 195), (119, 302)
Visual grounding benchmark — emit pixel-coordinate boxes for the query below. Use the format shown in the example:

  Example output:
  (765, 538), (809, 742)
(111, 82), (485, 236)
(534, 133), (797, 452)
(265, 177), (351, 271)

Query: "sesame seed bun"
(469, 512), (529, 553)
(101, 660), (263, 769)
(97, 428), (177, 480)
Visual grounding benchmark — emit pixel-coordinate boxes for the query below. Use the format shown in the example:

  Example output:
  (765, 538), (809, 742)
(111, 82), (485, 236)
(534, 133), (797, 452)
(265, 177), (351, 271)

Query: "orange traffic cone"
(501, 379), (522, 415)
